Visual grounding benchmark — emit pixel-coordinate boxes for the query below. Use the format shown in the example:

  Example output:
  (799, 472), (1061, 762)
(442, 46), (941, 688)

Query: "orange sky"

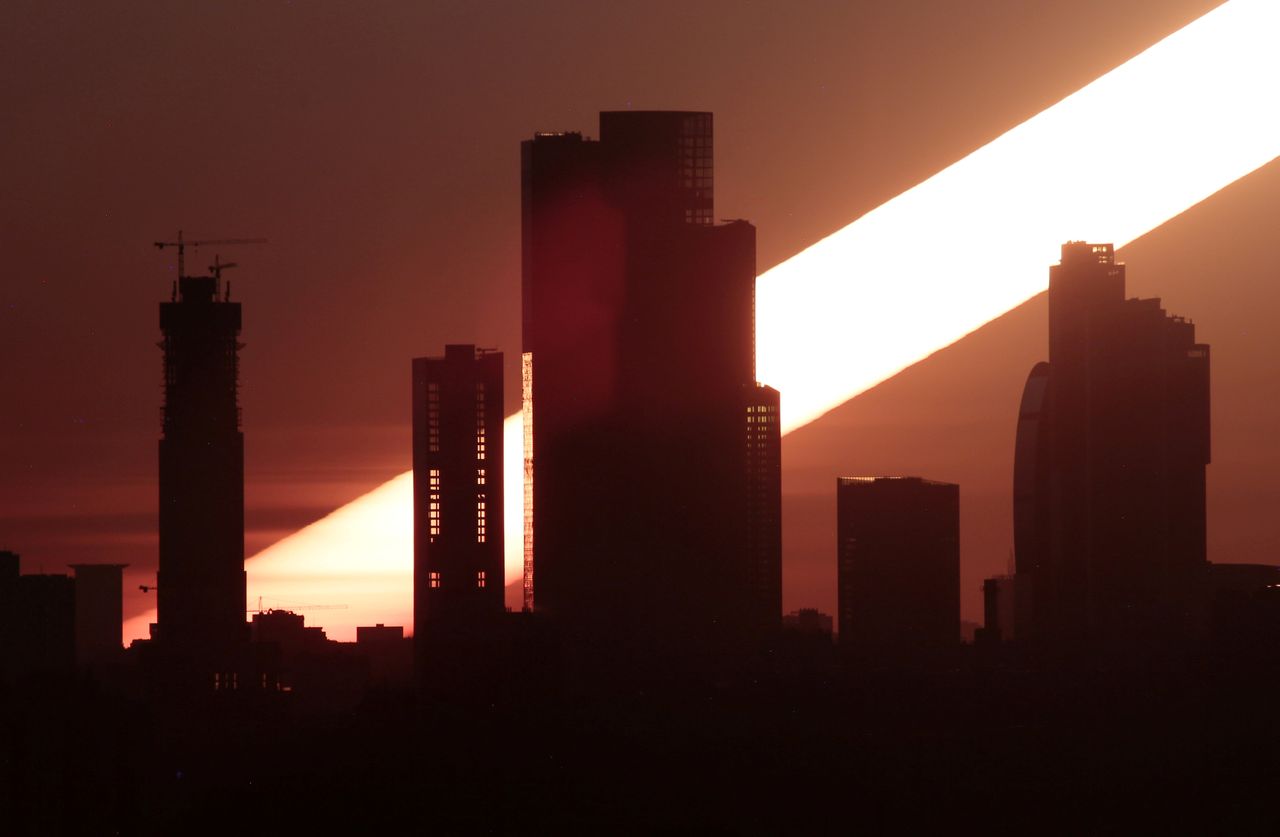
(9, 0), (1272, 633)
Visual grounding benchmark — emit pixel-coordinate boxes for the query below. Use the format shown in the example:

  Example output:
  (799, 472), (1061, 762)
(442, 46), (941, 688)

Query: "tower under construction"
(155, 264), (247, 652)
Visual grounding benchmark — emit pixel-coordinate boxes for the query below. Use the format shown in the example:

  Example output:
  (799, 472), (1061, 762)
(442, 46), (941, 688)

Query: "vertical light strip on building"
(521, 351), (535, 611)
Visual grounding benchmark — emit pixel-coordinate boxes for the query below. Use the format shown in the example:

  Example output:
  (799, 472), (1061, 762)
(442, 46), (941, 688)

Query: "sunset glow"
(757, 0), (1280, 432)
(123, 0), (1280, 644)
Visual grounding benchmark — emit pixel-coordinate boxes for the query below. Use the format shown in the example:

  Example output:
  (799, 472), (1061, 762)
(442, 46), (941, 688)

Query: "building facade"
(156, 273), (246, 651)
(520, 111), (779, 657)
(412, 345), (505, 629)
(836, 477), (960, 662)
(1015, 242), (1211, 654)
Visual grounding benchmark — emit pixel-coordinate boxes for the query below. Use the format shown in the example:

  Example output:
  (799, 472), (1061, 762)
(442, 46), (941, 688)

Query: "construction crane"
(208, 254), (237, 281)
(208, 255), (237, 300)
(246, 596), (349, 614)
(153, 230), (267, 278)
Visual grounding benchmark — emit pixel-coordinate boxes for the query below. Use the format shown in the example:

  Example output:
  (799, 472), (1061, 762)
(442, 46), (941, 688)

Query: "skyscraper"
(836, 476), (960, 663)
(521, 112), (779, 657)
(412, 345), (505, 631)
(156, 271), (246, 652)
(1015, 242), (1210, 654)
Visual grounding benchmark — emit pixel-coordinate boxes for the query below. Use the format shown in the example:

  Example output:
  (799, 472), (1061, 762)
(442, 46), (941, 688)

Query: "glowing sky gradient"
(123, 0), (1280, 644)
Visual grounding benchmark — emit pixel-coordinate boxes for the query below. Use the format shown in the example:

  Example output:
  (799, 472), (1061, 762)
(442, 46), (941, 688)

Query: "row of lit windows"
(427, 570), (489, 589)
(428, 468), (441, 540)
(427, 477), (493, 543)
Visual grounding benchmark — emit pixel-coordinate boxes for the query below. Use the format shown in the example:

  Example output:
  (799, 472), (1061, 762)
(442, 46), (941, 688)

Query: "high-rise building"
(744, 384), (782, 629)
(1014, 242), (1210, 653)
(521, 112), (779, 656)
(156, 271), (246, 651)
(0, 551), (76, 678)
(412, 346), (505, 630)
(836, 477), (960, 662)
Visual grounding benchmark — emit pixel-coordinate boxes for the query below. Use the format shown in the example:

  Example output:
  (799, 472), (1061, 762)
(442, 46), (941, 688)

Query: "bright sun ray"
(125, 0), (1280, 643)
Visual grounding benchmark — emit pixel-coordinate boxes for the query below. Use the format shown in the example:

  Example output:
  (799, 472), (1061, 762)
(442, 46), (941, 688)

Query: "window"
(430, 571), (441, 589)
(477, 571), (486, 588)
(428, 469), (441, 540)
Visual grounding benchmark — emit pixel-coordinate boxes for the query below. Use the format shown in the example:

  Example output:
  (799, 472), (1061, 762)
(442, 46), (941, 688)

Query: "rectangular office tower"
(837, 477), (960, 663)
(412, 346), (505, 628)
(156, 273), (246, 652)
(522, 111), (780, 657)
(1014, 242), (1210, 656)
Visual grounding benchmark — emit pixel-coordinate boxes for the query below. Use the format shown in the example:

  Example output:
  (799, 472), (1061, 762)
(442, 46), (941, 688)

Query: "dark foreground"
(4, 650), (1280, 835)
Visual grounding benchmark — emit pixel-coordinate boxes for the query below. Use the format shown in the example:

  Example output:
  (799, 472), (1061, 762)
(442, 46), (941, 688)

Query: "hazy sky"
(8, 0), (1268, 628)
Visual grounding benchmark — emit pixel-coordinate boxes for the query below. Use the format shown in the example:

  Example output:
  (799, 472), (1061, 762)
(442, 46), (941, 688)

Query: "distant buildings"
(0, 551), (75, 678)
(976, 574), (1021, 646)
(521, 111), (780, 658)
(70, 563), (126, 668)
(1, 552), (126, 677)
(1015, 242), (1210, 654)
(836, 477), (960, 662)
(156, 270), (247, 652)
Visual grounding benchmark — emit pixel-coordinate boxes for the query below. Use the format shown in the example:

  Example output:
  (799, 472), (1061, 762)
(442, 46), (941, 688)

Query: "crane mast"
(154, 230), (267, 280)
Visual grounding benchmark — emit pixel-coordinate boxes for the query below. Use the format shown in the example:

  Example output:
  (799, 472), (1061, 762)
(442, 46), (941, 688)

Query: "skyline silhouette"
(11, 1), (1280, 641)
(6, 3), (1280, 829)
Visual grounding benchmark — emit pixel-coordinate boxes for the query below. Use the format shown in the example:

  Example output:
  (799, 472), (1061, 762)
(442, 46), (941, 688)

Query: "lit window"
(477, 571), (486, 588)
(430, 571), (441, 589)
(429, 468), (441, 539)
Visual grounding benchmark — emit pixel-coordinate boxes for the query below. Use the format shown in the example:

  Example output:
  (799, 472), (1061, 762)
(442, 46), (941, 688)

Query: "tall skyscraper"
(521, 111), (779, 657)
(836, 477), (960, 663)
(412, 345), (505, 688)
(412, 346), (505, 628)
(156, 271), (246, 651)
(1014, 242), (1210, 654)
